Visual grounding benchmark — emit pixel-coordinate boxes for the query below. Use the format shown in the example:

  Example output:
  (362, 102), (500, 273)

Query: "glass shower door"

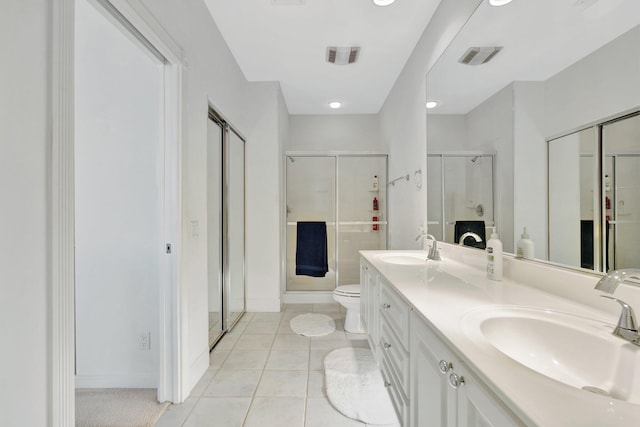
(603, 113), (640, 270)
(286, 157), (336, 291)
(337, 156), (387, 286)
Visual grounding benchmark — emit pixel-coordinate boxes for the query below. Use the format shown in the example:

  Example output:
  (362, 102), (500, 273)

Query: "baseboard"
(189, 348), (210, 393)
(75, 373), (156, 389)
(246, 297), (282, 312)
(282, 291), (335, 304)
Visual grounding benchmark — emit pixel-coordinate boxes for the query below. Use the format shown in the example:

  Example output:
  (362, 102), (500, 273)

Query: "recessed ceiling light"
(489, 0), (513, 6)
(373, 0), (396, 6)
(426, 101), (438, 109)
(329, 101), (342, 109)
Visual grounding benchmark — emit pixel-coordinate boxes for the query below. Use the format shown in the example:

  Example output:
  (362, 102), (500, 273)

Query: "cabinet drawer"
(380, 320), (410, 398)
(379, 281), (410, 348)
(381, 355), (408, 427)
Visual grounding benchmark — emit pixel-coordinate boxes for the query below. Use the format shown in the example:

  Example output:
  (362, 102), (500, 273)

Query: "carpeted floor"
(76, 388), (169, 427)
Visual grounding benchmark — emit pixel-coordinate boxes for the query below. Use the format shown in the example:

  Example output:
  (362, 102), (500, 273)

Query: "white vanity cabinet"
(378, 277), (411, 426)
(360, 259), (380, 355)
(410, 311), (521, 427)
(359, 258), (522, 427)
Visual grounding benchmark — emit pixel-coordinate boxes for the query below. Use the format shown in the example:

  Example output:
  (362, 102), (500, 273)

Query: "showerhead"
(470, 156), (479, 163)
(288, 156), (295, 163)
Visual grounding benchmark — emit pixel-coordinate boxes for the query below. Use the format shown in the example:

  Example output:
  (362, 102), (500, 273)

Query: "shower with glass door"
(285, 155), (388, 293)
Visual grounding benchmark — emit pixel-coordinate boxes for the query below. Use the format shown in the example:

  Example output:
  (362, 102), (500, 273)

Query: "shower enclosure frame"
(427, 151), (497, 242)
(283, 152), (389, 302)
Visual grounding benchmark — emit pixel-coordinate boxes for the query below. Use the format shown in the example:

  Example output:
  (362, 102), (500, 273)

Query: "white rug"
(290, 313), (336, 337)
(324, 347), (400, 427)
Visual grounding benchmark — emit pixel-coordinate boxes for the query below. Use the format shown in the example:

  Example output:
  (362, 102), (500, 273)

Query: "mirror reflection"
(426, 0), (640, 272)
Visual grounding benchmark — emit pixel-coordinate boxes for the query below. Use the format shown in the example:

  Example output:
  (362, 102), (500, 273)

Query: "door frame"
(51, 0), (184, 424)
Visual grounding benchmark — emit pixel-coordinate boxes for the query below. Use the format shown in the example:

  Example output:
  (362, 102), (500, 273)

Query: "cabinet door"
(410, 312), (457, 427)
(456, 364), (521, 427)
(360, 261), (370, 332)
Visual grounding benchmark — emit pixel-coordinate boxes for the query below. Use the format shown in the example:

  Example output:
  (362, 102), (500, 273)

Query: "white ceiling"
(203, 0), (442, 114)
(427, 0), (640, 115)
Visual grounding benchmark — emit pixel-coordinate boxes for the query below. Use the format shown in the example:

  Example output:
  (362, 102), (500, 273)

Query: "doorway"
(74, 0), (177, 399)
(207, 108), (246, 349)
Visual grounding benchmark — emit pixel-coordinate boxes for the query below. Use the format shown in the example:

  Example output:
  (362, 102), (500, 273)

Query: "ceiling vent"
(326, 47), (360, 65)
(458, 47), (503, 65)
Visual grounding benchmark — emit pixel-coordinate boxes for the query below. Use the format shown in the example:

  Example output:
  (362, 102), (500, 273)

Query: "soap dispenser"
(516, 227), (535, 259)
(486, 227), (503, 281)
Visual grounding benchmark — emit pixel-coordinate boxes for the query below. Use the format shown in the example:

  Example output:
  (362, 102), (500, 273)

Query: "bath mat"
(290, 313), (336, 337)
(324, 347), (400, 426)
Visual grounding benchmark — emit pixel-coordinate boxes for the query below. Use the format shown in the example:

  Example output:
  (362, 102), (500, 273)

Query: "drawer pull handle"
(384, 380), (392, 388)
(438, 360), (452, 374)
(382, 303), (391, 311)
(383, 342), (391, 350)
(449, 372), (465, 389)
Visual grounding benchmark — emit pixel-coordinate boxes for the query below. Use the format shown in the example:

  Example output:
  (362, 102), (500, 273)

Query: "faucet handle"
(601, 295), (639, 332)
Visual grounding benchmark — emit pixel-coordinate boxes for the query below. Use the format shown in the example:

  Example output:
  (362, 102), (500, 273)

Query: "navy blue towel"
(295, 221), (329, 277)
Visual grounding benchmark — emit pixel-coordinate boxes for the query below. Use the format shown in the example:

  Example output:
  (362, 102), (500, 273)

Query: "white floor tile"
(189, 368), (217, 397)
(209, 349), (229, 370)
(234, 334), (275, 350)
(221, 350), (269, 370)
(153, 397), (198, 427)
(182, 397), (251, 427)
(244, 397), (305, 427)
(312, 303), (341, 313)
(251, 312), (283, 322)
(304, 397), (365, 427)
(307, 370), (326, 397)
(204, 370), (262, 397)
(284, 304), (313, 312)
(310, 335), (351, 350)
(255, 370), (309, 397)
(272, 334), (311, 350)
(309, 350), (331, 371)
(265, 350), (310, 370)
(215, 333), (241, 350)
(244, 321), (280, 335)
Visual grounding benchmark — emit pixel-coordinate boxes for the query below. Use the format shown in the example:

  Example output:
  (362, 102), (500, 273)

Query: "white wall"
(0, 1), (49, 425)
(380, 0), (482, 249)
(139, 0), (285, 392)
(513, 82), (546, 259)
(465, 84), (514, 252)
(287, 114), (385, 152)
(74, 0), (162, 388)
(544, 25), (640, 138)
(1, 0), (284, 414)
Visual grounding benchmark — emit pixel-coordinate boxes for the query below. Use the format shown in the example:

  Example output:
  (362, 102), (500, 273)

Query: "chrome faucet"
(458, 231), (482, 246)
(425, 234), (441, 261)
(595, 269), (640, 346)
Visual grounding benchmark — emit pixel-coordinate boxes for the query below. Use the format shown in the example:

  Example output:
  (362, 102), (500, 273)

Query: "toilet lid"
(334, 284), (360, 296)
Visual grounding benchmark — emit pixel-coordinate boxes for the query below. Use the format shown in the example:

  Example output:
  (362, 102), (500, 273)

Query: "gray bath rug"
(324, 347), (400, 427)
(290, 312), (336, 336)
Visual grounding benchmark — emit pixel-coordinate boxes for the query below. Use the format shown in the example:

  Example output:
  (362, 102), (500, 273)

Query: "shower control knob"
(382, 303), (391, 311)
(449, 372), (465, 389)
(384, 381), (392, 388)
(438, 360), (452, 374)
(383, 342), (391, 350)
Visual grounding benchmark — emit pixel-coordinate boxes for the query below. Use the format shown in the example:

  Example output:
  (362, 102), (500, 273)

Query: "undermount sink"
(462, 306), (640, 404)
(375, 252), (428, 265)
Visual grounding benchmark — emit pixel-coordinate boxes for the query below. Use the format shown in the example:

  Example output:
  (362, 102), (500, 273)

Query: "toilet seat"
(334, 284), (361, 298)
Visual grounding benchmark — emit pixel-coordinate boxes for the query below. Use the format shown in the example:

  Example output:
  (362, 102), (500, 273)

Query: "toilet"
(333, 284), (364, 333)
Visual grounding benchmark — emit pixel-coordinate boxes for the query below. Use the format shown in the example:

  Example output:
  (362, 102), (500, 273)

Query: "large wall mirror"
(426, 0), (640, 272)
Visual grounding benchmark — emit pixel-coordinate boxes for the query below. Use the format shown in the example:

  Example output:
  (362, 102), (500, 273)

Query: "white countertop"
(361, 244), (640, 426)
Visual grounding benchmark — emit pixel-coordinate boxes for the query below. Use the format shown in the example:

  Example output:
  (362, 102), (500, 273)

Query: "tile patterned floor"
(155, 303), (370, 427)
